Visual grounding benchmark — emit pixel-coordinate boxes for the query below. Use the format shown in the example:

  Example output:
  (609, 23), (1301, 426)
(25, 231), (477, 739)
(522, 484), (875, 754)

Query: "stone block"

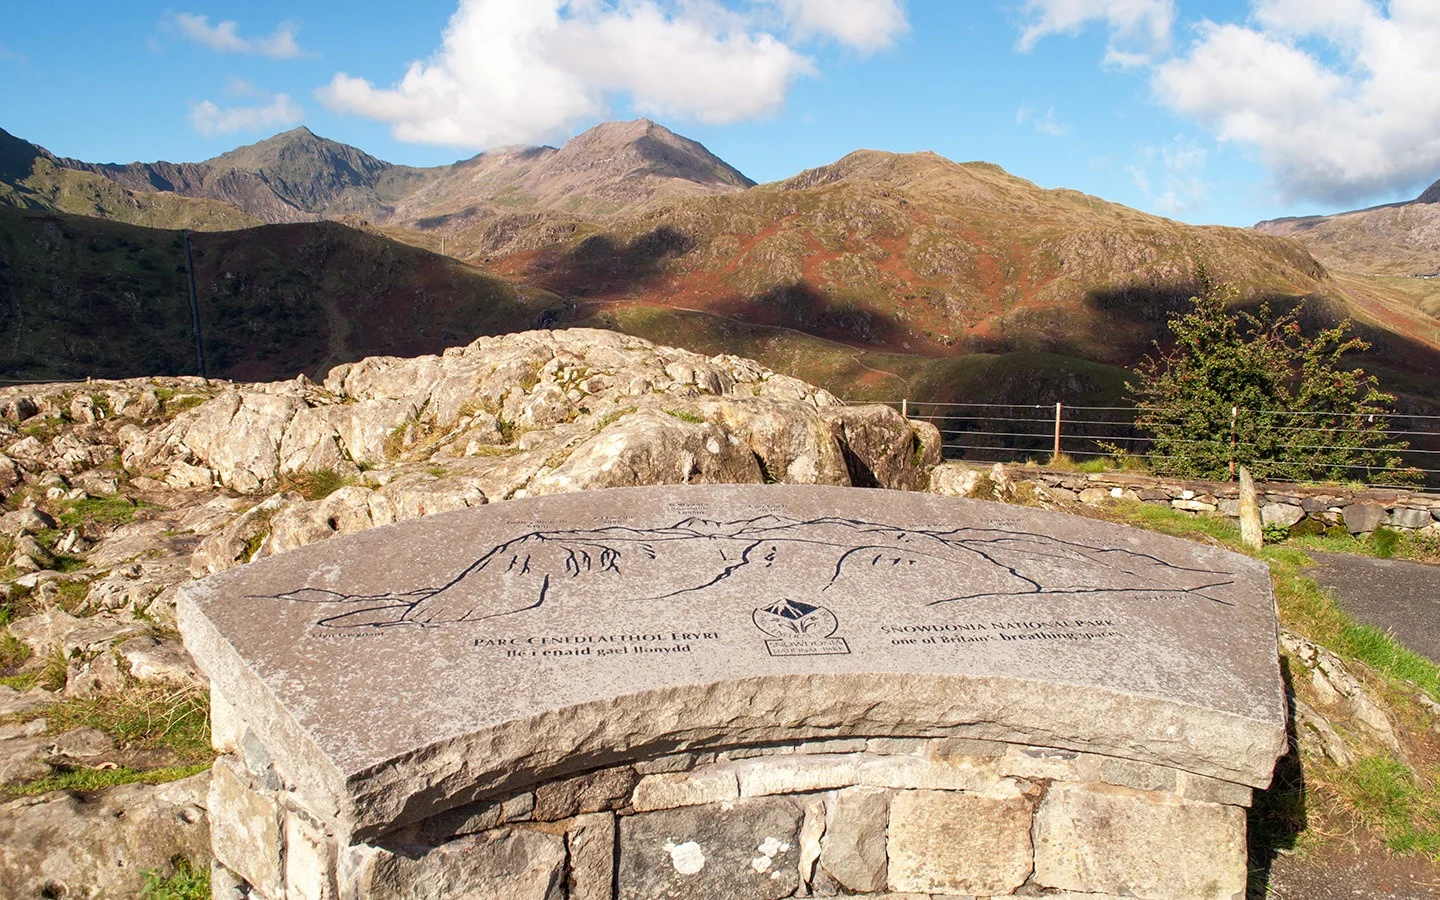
(1098, 756), (1177, 794)
(286, 811), (336, 900)
(735, 754), (861, 797)
(930, 736), (1005, 758)
(820, 785), (889, 892)
(618, 796), (803, 900)
(1033, 782), (1246, 899)
(1173, 499), (1218, 512)
(859, 754), (999, 791)
(351, 828), (566, 900)
(210, 685), (242, 754)
(1261, 503), (1305, 528)
(799, 795), (827, 884)
(567, 812), (616, 900)
(635, 753), (697, 775)
(1344, 501), (1388, 534)
(997, 745), (1096, 782)
(886, 787), (1033, 895)
(500, 792), (535, 822)
(633, 767), (740, 811)
(1176, 772), (1254, 807)
(1078, 487), (1110, 504)
(419, 800), (503, 844)
(209, 756), (284, 900)
(1390, 507), (1433, 529)
(533, 766), (638, 821)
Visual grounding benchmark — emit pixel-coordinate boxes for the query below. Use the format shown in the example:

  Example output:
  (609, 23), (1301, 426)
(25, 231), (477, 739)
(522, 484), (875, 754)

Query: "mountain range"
(1255, 180), (1440, 277)
(1, 120), (1436, 413)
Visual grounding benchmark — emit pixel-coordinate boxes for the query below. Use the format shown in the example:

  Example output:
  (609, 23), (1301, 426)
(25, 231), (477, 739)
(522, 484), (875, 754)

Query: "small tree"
(1127, 268), (1410, 483)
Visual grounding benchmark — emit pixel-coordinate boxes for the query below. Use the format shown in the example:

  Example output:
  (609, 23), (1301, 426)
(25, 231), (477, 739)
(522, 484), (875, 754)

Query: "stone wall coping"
(178, 484), (1287, 844)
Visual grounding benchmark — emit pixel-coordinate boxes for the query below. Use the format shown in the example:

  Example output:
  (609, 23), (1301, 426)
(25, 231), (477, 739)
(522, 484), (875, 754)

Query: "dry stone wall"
(208, 725), (1253, 900)
(933, 463), (1440, 538)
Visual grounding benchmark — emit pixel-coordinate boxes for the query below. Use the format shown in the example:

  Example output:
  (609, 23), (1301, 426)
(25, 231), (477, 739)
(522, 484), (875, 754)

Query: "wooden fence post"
(1053, 402), (1063, 461)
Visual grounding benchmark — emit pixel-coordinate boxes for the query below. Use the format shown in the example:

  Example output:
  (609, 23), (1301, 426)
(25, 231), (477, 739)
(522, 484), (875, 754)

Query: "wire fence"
(875, 400), (1440, 491)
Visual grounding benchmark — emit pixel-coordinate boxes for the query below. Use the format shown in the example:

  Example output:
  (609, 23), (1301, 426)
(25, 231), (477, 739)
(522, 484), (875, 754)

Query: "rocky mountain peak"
(1418, 178), (1440, 205)
(545, 118), (754, 191)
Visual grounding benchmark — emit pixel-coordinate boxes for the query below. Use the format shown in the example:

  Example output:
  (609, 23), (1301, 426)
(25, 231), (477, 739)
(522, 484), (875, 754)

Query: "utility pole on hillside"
(183, 230), (207, 378)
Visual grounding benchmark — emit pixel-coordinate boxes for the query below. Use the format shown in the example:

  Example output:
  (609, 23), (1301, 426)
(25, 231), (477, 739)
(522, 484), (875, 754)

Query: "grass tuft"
(278, 468), (350, 502)
(2, 683), (212, 760)
(140, 857), (211, 900)
(5, 762), (212, 798)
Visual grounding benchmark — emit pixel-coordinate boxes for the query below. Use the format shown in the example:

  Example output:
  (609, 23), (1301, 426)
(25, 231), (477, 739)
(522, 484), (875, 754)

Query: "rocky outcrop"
(116, 330), (934, 571)
(0, 773), (210, 899)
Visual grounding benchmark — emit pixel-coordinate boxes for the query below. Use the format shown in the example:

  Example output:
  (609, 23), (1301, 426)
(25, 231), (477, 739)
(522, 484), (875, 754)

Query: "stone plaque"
(178, 485), (1286, 841)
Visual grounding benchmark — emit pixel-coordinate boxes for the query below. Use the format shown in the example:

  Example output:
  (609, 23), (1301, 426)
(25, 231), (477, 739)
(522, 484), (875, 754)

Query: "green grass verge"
(1, 684), (211, 759)
(4, 761), (212, 798)
(1339, 755), (1440, 857)
(54, 495), (144, 528)
(140, 857), (211, 900)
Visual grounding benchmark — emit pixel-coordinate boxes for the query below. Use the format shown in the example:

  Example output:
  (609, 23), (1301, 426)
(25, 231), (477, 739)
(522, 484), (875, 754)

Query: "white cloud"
(320, 0), (829, 148)
(190, 93), (303, 137)
(1127, 136), (1208, 215)
(170, 13), (306, 59)
(772, 0), (908, 54)
(1153, 1), (1440, 203)
(1016, 0), (1175, 65)
(1016, 104), (1071, 136)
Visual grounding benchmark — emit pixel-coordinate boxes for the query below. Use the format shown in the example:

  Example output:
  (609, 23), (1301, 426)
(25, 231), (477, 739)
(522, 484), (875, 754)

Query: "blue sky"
(2, 1), (1437, 227)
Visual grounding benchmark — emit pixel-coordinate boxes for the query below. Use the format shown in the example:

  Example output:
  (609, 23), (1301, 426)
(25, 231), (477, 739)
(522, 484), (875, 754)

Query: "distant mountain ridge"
(1254, 179), (1440, 276)
(12, 119), (753, 230)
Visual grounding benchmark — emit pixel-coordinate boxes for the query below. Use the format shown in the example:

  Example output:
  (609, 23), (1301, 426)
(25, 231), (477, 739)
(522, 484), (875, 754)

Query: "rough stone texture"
(567, 812), (617, 900)
(736, 754), (861, 797)
(533, 766), (638, 821)
(886, 786), (1034, 895)
(287, 811), (337, 900)
(633, 768), (740, 812)
(351, 828), (567, 900)
(1344, 501), (1389, 534)
(1390, 507), (1433, 529)
(210, 756), (284, 899)
(821, 785), (890, 892)
(1261, 502), (1305, 529)
(0, 773), (209, 900)
(1033, 782), (1247, 899)
(618, 796), (803, 900)
(1100, 756), (1178, 793)
(178, 484), (1285, 841)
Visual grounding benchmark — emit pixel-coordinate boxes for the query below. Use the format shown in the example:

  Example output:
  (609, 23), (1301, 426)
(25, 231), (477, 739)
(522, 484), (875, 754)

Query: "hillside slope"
(0, 207), (563, 382)
(0, 128), (261, 231)
(1255, 180), (1440, 276)
(487, 150), (1332, 363)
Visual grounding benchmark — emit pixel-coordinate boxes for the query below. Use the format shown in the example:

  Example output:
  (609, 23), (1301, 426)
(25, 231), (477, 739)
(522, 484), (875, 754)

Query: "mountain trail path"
(1306, 551), (1440, 664)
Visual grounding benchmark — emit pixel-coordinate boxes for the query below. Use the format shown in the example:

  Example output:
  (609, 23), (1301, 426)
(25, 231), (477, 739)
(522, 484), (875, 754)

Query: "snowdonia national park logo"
(753, 599), (850, 657)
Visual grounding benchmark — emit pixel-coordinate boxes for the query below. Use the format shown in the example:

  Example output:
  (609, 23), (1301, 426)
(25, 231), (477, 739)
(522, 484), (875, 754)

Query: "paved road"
(1306, 551), (1440, 663)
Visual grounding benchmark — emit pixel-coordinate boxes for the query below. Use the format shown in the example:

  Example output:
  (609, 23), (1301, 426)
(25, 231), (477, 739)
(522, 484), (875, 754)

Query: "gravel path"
(1306, 551), (1440, 664)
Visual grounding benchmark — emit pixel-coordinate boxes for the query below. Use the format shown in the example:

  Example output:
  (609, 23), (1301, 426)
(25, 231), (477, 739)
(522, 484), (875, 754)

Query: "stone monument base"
(210, 703), (1252, 900)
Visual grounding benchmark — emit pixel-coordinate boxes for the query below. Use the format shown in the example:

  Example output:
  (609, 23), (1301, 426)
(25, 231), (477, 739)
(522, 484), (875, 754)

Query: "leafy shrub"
(1127, 266), (1410, 483)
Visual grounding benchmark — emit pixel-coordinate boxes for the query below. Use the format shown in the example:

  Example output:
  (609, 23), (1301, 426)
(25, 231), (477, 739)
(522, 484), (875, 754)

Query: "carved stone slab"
(178, 485), (1287, 841)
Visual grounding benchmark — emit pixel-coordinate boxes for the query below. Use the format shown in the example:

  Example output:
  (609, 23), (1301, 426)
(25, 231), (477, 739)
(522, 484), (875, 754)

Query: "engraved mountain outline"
(256, 513), (1240, 630)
